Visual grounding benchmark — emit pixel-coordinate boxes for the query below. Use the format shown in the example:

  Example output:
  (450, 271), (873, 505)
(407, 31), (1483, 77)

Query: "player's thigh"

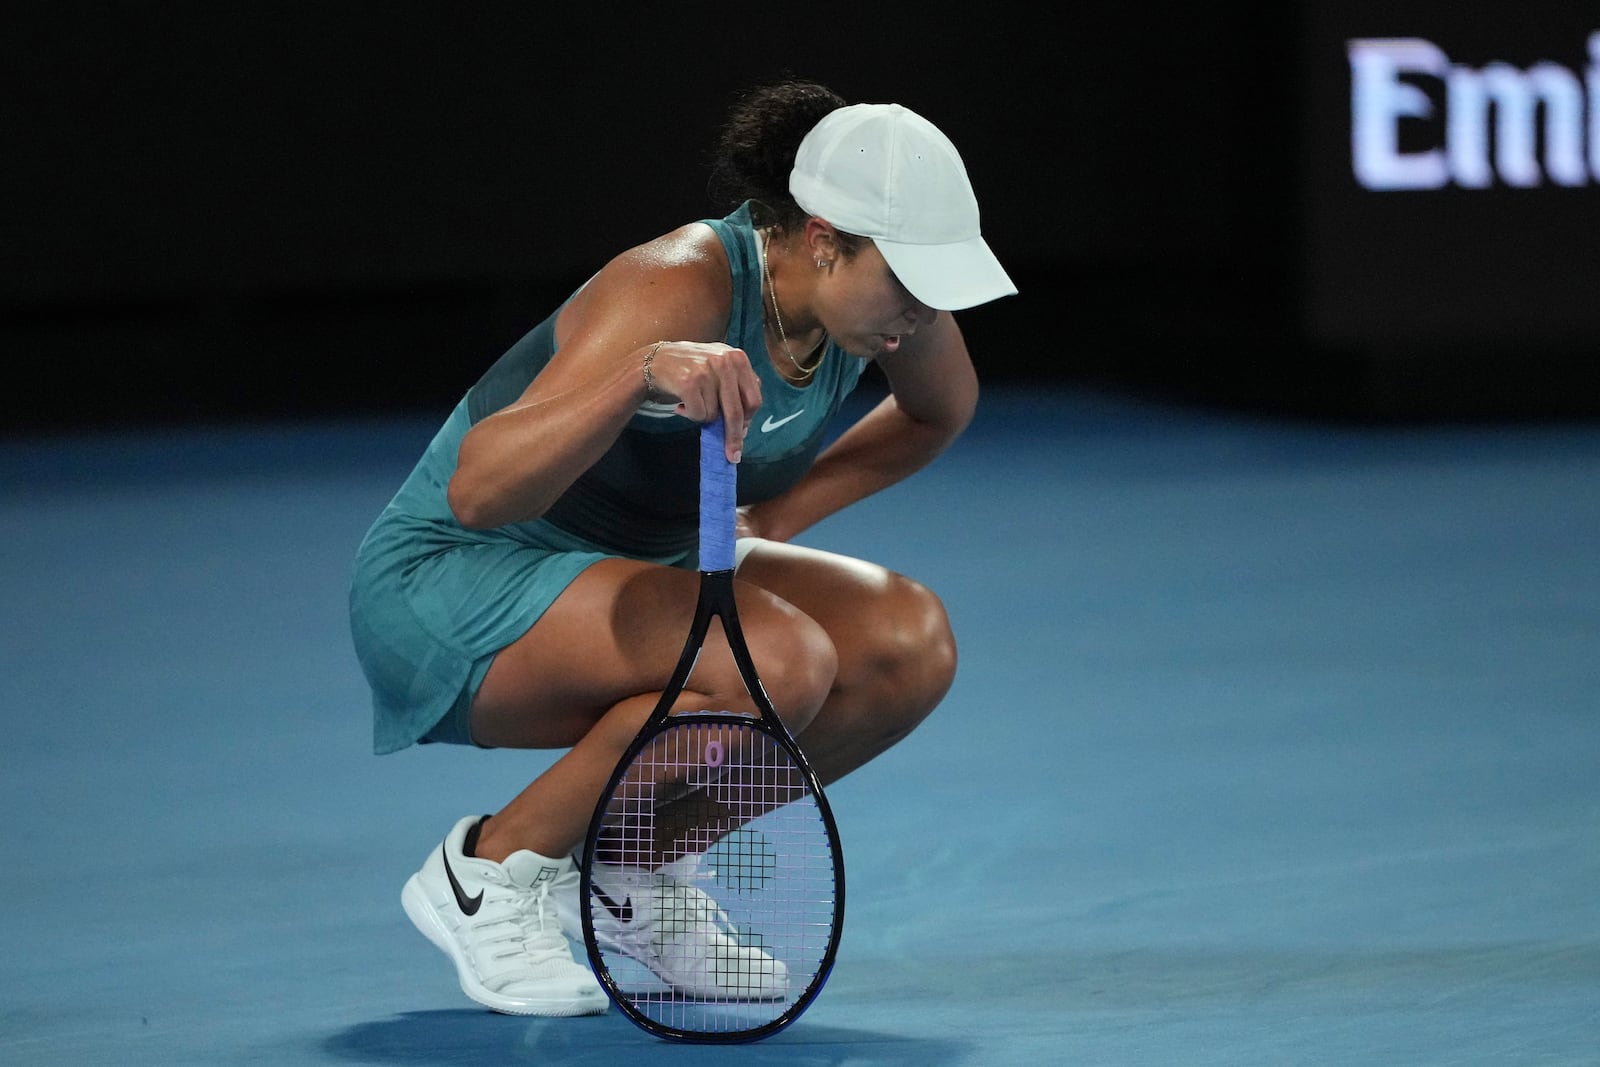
(734, 540), (957, 692)
(470, 557), (836, 748)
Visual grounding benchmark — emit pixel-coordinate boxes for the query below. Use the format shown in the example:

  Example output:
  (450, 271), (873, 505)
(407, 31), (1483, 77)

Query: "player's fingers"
(663, 343), (717, 421)
(660, 342), (758, 443)
(674, 377), (715, 422)
(717, 355), (759, 462)
(737, 369), (763, 452)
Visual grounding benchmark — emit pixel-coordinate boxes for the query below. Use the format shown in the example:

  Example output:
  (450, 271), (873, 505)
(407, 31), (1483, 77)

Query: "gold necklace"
(761, 229), (827, 381)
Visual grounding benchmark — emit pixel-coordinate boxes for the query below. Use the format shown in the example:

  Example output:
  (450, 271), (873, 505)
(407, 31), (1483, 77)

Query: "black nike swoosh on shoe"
(442, 845), (484, 916)
(593, 885), (633, 924)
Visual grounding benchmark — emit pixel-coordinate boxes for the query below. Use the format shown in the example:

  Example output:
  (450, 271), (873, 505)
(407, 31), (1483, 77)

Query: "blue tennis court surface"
(2, 386), (1596, 1065)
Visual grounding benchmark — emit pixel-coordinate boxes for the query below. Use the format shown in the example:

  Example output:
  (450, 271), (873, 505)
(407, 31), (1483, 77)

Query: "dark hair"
(707, 78), (847, 234)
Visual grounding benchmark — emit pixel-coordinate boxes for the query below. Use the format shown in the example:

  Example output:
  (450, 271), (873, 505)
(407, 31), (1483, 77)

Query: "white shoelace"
(477, 877), (568, 966)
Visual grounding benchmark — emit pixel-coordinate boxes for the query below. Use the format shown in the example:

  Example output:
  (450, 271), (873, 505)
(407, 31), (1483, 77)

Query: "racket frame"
(578, 421), (845, 1043)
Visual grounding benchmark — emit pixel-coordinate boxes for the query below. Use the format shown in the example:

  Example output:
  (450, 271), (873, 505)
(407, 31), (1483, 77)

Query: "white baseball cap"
(789, 103), (1017, 312)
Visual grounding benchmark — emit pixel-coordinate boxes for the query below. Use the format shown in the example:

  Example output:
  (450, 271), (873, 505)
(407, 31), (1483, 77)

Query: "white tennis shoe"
(585, 855), (790, 1000)
(401, 816), (607, 1017)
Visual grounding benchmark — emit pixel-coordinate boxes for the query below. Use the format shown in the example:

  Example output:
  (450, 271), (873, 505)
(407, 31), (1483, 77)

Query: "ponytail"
(707, 79), (847, 232)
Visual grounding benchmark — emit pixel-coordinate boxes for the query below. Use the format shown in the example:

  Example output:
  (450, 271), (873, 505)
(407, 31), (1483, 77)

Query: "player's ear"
(803, 218), (841, 268)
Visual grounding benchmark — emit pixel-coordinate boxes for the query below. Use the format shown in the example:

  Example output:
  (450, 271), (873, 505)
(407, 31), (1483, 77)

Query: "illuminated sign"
(1349, 33), (1600, 189)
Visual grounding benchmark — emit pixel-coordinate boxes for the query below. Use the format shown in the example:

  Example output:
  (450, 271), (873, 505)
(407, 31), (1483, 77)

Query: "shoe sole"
(400, 875), (608, 1017)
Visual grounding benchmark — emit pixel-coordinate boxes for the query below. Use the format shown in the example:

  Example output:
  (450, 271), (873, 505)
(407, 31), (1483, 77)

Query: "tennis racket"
(579, 417), (845, 1043)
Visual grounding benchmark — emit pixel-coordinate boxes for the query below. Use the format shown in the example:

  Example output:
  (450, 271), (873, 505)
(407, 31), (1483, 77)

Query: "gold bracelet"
(642, 340), (665, 401)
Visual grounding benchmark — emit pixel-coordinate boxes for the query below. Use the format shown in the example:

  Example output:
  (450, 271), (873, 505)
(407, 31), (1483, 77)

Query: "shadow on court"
(320, 1009), (974, 1066)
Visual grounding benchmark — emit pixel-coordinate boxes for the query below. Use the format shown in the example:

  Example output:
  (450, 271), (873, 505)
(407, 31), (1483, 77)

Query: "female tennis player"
(349, 79), (1016, 1017)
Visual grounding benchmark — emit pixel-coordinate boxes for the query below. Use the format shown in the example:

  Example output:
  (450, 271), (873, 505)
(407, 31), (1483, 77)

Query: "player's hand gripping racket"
(579, 417), (845, 1042)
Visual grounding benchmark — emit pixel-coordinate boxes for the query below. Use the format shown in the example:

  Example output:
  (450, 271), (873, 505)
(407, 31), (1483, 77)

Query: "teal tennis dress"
(349, 203), (868, 753)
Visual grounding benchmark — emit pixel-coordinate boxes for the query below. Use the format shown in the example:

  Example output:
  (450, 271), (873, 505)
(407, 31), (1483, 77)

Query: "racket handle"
(699, 418), (736, 571)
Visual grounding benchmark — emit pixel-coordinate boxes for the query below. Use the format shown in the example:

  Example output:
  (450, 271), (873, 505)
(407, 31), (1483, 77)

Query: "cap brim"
(875, 234), (1018, 312)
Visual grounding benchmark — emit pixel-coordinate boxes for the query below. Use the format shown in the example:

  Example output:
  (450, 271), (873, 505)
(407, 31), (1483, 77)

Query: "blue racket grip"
(699, 418), (736, 571)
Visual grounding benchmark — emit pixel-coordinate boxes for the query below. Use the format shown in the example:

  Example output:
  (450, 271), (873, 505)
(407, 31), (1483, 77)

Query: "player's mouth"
(881, 334), (902, 354)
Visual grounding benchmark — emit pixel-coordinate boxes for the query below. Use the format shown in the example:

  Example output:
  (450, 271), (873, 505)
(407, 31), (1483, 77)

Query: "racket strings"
(589, 718), (839, 1035)
(596, 726), (806, 867)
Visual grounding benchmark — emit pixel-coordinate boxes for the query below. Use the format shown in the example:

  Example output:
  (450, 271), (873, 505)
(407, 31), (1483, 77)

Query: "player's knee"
(758, 611), (837, 734)
(860, 574), (957, 732)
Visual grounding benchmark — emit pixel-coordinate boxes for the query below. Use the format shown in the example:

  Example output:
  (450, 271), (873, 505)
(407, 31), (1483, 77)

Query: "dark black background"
(4, 3), (1595, 434)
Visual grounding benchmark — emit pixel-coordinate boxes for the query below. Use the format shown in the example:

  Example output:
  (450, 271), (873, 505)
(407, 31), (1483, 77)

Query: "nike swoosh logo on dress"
(761, 410), (804, 433)
(442, 845), (484, 916)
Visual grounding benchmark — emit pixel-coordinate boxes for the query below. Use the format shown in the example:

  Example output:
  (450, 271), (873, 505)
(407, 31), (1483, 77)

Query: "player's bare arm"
(449, 227), (760, 529)
(741, 312), (978, 543)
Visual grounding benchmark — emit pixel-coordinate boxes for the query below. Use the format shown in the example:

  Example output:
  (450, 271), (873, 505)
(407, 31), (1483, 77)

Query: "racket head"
(579, 711), (844, 1042)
